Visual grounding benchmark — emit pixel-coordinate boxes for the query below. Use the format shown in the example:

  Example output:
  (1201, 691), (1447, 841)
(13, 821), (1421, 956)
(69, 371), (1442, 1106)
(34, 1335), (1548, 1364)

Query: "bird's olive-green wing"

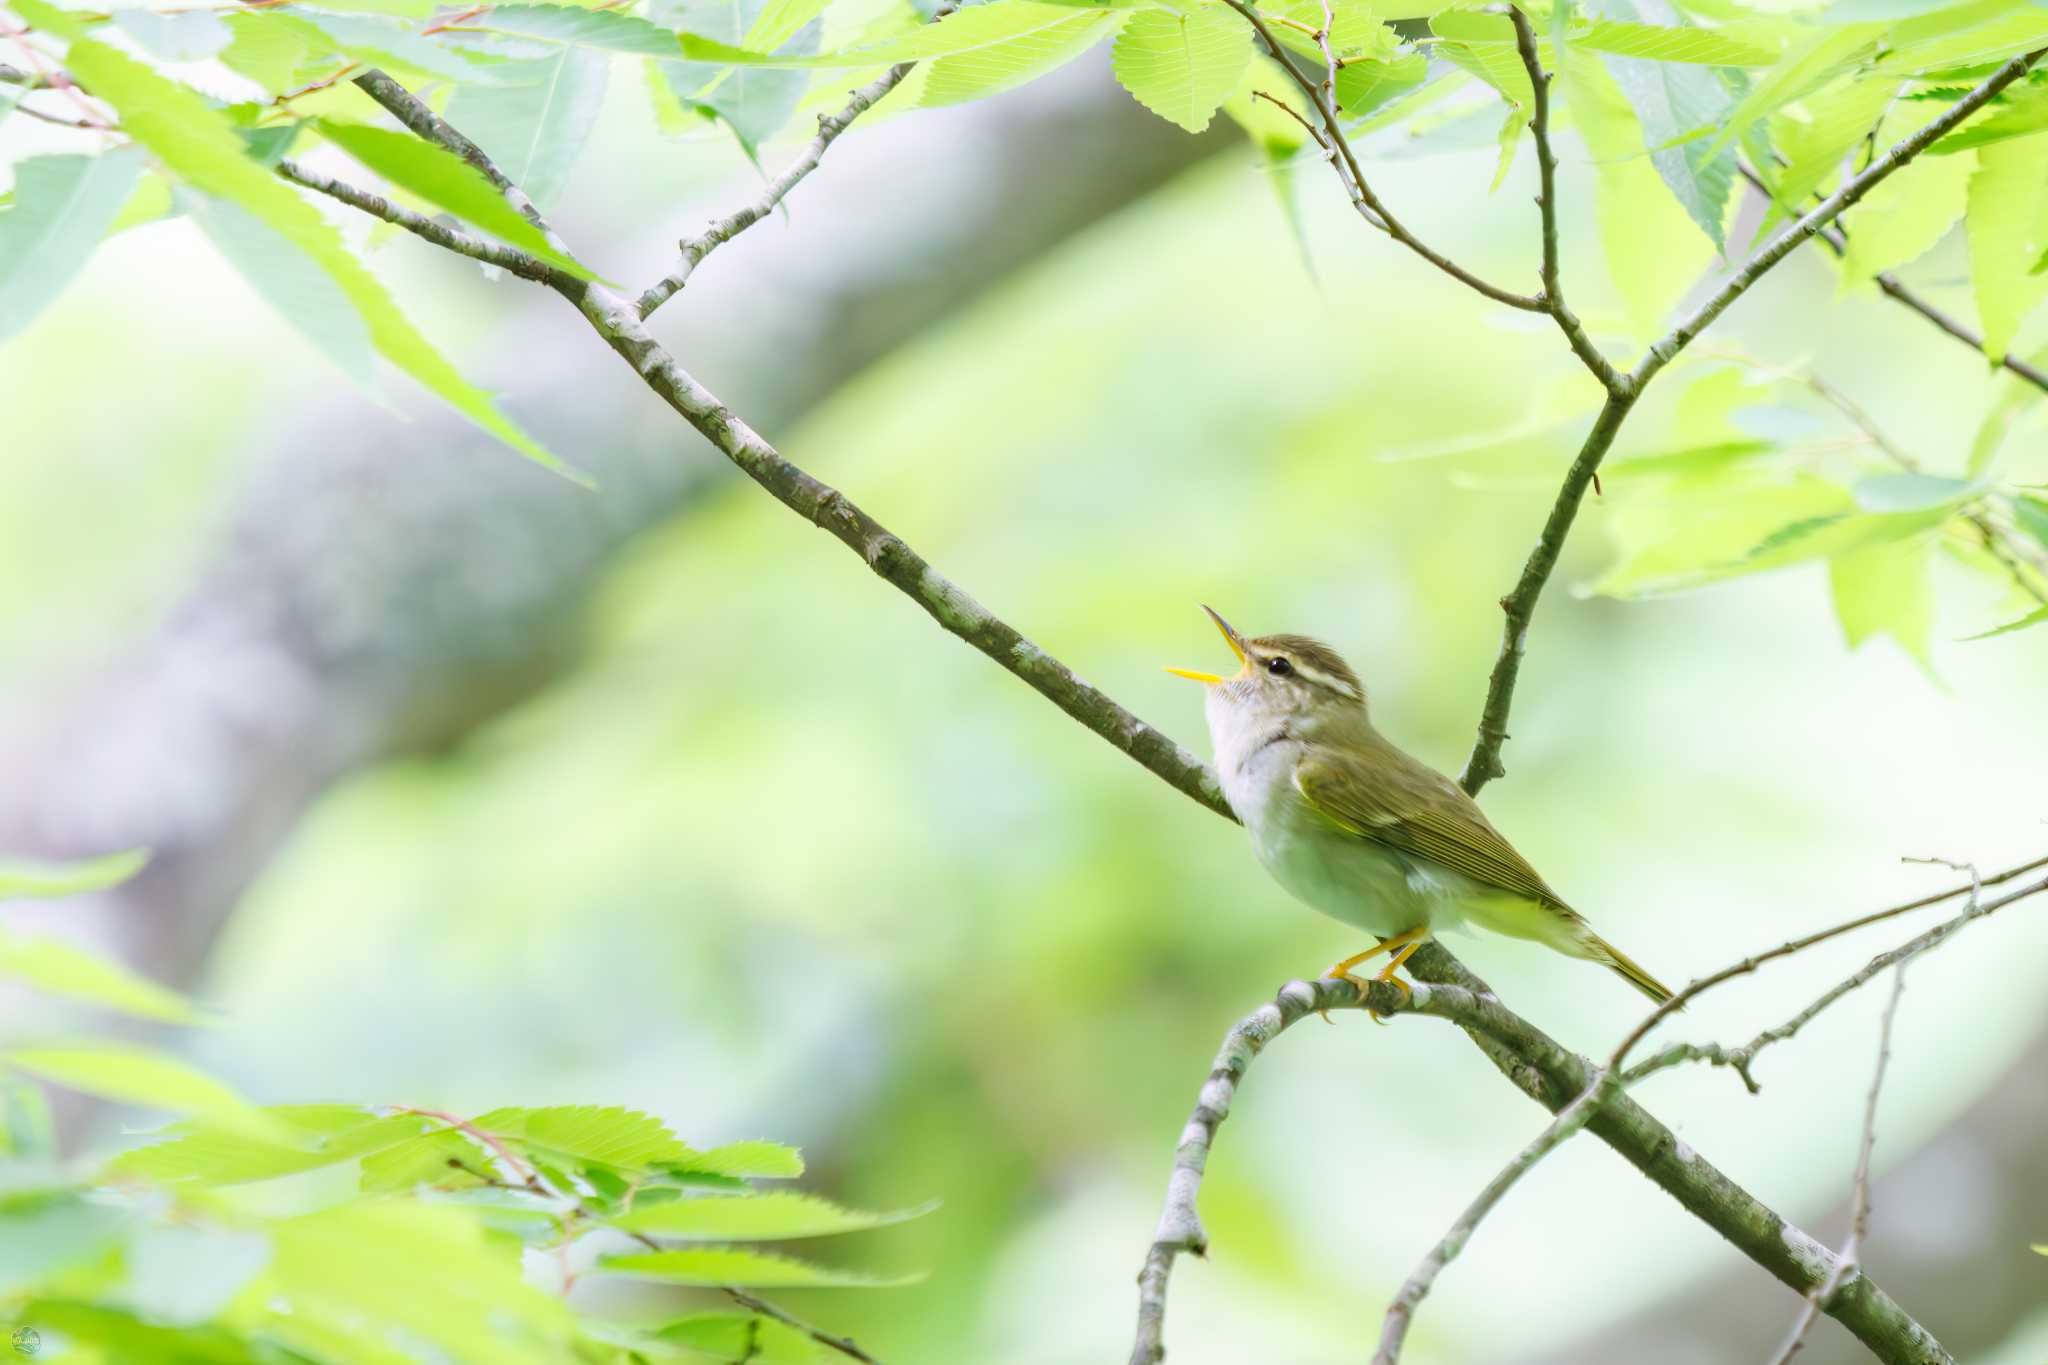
(1293, 745), (1568, 908)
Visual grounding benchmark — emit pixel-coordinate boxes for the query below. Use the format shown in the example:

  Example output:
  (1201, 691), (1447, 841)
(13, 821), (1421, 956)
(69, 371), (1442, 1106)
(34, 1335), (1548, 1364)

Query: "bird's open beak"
(1164, 604), (1247, 684)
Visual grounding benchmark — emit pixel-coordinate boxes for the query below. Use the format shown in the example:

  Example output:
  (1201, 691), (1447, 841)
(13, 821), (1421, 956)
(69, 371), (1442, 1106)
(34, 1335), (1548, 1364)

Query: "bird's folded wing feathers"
(1293, 748), (1570, 910)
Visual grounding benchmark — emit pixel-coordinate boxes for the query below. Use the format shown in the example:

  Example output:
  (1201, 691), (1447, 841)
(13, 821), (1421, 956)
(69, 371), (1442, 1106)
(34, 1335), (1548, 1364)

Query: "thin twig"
(1222, 0), (1540, 309)
(278, 158), (558, 282)
(636, 2), (959, 319)
(725, 1288), (883, 1365)
(1371, 1068), (1612, 1365)
(1507, 6), (1624, 393)
(1369, 857), (2047, 1360)
(1613, 854), (2048, 1087)
(1768, 952), (1912, 1365)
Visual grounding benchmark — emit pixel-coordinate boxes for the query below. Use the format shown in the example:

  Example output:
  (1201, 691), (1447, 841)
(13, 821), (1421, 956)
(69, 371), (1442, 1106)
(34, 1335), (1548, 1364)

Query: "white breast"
(1206, 692), (1454, 939)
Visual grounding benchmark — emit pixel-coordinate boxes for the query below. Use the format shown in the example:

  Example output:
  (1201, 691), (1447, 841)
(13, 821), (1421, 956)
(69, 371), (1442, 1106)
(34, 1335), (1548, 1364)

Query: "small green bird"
(1168, 606), (1671, 1005)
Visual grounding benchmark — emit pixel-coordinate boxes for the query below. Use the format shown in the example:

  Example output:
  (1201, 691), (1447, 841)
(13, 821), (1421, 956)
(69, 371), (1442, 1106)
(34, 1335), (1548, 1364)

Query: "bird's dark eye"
(1267, 656), (1293, 677)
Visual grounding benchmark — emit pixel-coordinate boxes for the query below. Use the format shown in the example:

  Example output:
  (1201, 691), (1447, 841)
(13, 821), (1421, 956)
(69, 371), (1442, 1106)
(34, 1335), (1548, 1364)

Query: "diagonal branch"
(1221, 0), (1543, 311)
(1734, 163), (2048, 396)
(1634, 49), (2044, 391)
(337, 70), (1231, 823)
(1458, 47), (2045, 793)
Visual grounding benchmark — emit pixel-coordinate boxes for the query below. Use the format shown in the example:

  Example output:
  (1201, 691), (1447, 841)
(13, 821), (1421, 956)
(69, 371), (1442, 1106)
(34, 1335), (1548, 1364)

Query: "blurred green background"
(6, 58), (2048, 1363)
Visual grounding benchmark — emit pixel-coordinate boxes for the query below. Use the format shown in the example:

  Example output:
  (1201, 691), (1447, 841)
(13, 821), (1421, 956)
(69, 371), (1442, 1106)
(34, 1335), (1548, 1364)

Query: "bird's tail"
(1585, 933), (1674, 1005)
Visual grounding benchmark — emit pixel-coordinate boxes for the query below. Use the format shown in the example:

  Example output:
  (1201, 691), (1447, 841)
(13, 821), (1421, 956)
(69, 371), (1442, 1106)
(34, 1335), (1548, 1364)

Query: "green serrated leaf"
(218, 12), (328, 93)
(1561, 46), (1713, 336)
(109, 1107), (433, 1187)
(652, 0), (817, 152)
(444, 50), (609, 210)
(111, 9), (232, 61)
(0, 150), (144, 342)
(1967, 131), (2048, 361)
(462, 2), (686, 55)
(189, 191), (377, 388)
(2013, 494), (2048, 548)
(5, 1044), (285, 1139)
(470, 1104), (698, 1171)
(1853, 471), (1974, 511)
(1704, 23), (1883, 159)
(653, 1312), (830, 1363)
(1572, 17), (1776, 66)
(1830, 532), (1936, 663)
(1962, 603), (2048, 639)
(1838, 147), (1973, 287)
(0, 849), (149, 901)
(0, 934), (200, 1025)
(599, 1246), (919, 1288)
(611, 1192), (935, 1241)
(1110, 5), (1249, 132)
(922, 8), (1117, 107)
(1603, 52), (1738, 248)
(1431, 11), (1535, 109)
(674, 1139), (806, 1178)
(311, 119), (598, 278)
(67, 40), (583, 481)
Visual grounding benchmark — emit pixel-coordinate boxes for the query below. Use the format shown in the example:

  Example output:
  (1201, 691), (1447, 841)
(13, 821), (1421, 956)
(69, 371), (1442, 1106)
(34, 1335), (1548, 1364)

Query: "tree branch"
(1365, 859), (2047, 1362)
(1635, 49), (2043, 391)
(1734, 162), (2048, 396)
(725, 1288), (882, 1364)
(1460, 389), (1635, 791)
(1371, 1065), (1612, 1365)
(305, 62), (2035, 1365)
(1457, 48), (2044, 792)
(277, 157), (558, 283)
(1128, 879), (2011, 1365)
(635, 13), (953, 321)
(339, 69), (1232, 822)
(1768, 952), (1911, 1365)
(1222, 1), (1542, 311)
(1508, 5), (1624, 393)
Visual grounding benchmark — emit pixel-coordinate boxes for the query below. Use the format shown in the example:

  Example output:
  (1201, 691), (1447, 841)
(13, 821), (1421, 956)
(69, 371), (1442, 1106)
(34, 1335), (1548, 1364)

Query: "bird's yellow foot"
(1364, 939), (1425, 1021)
(1367, 967), (1414, 1024)
(1315, 967), (1378, 1024)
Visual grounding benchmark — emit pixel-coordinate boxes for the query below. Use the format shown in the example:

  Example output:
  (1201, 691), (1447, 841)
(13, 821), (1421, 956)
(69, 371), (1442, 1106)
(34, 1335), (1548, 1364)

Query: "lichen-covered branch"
(278, 158), (557, 282)
(340, 69), (1232, 823)
(1371, 860), (2047, 1362)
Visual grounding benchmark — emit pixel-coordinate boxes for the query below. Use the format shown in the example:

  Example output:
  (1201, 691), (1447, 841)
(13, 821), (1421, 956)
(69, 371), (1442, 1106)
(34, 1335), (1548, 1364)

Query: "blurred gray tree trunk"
(0, 65), (1224, 991)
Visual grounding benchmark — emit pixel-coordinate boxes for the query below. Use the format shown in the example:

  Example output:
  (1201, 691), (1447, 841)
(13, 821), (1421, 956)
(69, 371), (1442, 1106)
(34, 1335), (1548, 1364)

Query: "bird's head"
(1166, 606), (1367, 731)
